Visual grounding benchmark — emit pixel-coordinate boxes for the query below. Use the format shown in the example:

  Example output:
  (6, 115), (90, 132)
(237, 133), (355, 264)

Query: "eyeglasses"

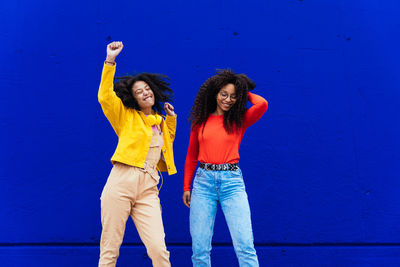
(219, 91), (237, 101)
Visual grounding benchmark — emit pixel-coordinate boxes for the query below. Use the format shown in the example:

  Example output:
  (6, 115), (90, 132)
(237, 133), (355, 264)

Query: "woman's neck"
(213, 108), (225, 116)
(141, 107), (152, 115)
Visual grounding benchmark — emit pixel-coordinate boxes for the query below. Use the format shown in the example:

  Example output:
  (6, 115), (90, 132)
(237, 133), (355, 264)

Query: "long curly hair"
(113, 73), (173, 114)
(189, 69), (256, 133)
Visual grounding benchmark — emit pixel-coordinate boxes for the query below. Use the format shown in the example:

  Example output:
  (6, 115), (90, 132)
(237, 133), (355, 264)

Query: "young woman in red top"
(183, 70), (268, 267)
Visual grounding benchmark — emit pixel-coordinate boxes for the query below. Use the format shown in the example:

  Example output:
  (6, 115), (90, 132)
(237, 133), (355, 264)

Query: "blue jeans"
(190, 167), (259, 267)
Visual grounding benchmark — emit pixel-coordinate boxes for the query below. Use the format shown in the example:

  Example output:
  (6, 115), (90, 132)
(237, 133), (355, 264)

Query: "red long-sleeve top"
(183, 92), (268, 191)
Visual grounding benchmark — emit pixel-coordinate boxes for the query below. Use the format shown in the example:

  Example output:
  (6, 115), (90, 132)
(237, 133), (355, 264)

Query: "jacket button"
(168, 166), (171, 169)
(163, 149), (166, 153)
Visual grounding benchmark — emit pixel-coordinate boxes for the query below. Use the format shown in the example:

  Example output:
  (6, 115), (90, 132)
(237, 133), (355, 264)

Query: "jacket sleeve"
(165, 114), (177, 142)
(98, 63), (124, 135)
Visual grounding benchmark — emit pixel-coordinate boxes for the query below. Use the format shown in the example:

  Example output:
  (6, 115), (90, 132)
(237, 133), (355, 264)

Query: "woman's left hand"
(164, 102), (175, 116)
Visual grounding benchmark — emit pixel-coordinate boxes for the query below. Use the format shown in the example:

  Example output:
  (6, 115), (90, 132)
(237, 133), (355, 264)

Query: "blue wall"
(1, 0), (400, 266)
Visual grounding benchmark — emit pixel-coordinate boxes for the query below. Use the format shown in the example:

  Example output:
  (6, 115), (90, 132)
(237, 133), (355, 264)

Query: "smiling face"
(215, 83), (237, 115)
(131, 81), (155, 110)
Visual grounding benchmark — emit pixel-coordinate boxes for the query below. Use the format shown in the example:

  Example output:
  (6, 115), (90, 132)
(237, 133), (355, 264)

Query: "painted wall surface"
(1, 0), (400, 266)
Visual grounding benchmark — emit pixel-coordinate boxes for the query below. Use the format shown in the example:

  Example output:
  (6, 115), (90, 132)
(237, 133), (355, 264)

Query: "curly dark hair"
(113, 73), (173, 114)
(189, 69), (256, 133)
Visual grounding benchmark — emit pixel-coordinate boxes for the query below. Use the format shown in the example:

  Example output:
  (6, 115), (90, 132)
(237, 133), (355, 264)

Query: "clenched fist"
(106, 41), (123, 64)
(164, 102), (175, 116)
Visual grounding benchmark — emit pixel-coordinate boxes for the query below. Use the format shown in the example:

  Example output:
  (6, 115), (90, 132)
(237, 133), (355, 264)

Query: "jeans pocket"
(224, 169), (245, 192)
(193, 168), (212, 192)
(229, 169), (243, 178)
(192, 169), (201, 190)
(195, 167), (203, 176)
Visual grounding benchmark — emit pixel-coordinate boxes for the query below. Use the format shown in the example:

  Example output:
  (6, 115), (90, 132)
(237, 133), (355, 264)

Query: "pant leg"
(99, 164), (137, 267)
(219, 169), (259, 267)
(131, 173), (171, 267)
(190, 168), (218, 267)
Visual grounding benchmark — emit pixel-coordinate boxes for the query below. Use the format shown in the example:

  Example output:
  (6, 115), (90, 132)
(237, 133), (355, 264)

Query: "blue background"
(1, 0), (400, 266)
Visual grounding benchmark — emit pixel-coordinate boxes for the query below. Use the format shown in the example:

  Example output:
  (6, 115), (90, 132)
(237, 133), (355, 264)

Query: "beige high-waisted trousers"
(99, 129), (170, 267)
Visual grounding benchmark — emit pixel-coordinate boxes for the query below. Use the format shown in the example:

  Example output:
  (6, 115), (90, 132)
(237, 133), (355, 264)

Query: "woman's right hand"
(182, 191), (191, 208)
(106, 41), (123, 63)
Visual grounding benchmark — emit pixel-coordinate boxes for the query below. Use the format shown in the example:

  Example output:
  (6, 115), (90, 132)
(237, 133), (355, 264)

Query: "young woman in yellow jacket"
(98, 41), (177, 267)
